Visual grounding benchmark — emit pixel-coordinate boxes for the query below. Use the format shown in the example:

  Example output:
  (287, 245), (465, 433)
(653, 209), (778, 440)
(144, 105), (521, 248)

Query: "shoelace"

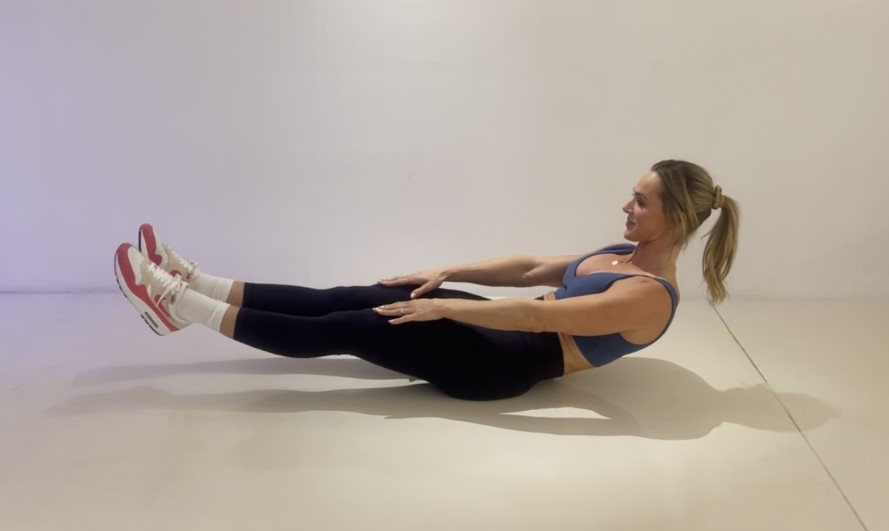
(146, 262), (188, 317)
(166, 245), (198, 278)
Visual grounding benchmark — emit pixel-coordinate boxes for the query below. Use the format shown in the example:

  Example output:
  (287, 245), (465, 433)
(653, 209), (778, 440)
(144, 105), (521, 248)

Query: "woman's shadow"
(52, 356), (837, 439)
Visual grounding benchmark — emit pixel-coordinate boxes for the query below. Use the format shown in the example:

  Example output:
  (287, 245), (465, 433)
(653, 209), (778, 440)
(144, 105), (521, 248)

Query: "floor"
(0, 293), (886, 531)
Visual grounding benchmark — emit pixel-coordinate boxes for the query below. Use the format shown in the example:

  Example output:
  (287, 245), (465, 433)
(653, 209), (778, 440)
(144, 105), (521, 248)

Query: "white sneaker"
(114, 243), (190, 335)
(138, 223), (199, 282)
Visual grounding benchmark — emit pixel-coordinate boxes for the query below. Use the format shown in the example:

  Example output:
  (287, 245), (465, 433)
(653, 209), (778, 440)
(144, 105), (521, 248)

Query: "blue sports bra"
(549, 243), (679, 367)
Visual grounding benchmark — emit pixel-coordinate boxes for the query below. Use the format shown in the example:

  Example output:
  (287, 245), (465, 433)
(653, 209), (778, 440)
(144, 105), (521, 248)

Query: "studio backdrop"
(2, 0), (887, 298)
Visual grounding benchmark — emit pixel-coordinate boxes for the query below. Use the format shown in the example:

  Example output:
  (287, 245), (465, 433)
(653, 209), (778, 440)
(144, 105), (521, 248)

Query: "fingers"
(378, 275), (442, 300)
(373, 304), (400, 316)
(412, 279), (443, 299)
(373, 303), (413, 325)
(387, 315), (410, 325)
(410, 282), (429, 299)
(378, 275), (424, 288)
(373, 299), (444, 325)
(378, 275), (428, 297)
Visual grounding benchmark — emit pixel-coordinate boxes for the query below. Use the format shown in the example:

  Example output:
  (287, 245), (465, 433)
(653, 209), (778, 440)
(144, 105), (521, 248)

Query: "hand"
(378, 268), (450, 299)
(373, 299), (449, 325)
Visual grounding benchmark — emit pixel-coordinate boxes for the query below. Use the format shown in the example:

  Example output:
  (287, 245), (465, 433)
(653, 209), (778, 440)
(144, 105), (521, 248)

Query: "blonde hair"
(650, 160), (740, 304)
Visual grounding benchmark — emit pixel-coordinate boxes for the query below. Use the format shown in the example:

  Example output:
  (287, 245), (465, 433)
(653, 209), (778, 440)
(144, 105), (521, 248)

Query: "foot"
(114, 243), (191, 335)
(138, 223), (199, 282)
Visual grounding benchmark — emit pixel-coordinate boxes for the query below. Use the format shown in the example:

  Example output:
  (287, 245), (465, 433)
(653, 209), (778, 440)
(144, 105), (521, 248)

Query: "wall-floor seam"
(711, 303), (868, 531)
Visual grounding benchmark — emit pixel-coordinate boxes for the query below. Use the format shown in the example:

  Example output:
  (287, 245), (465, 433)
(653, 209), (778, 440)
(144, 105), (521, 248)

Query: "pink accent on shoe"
(138, 224), (197, 282)
(139, 223), (163, 267)
(115, 243), (183, 334)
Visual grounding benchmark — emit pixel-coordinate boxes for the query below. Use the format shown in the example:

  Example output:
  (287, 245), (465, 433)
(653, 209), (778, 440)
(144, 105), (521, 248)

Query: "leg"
(234, 282), (490, 317)
(115, 243), (562, 399)
(220, 305), (240, 338)
(226, 282), (245, 306)
(227, 305), (563, 400)
(137, 223), (488, 315)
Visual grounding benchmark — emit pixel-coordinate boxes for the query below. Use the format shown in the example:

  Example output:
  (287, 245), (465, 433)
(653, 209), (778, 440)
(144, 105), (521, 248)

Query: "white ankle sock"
(190, 272), (235, 303)
(175, 288), (230, 332)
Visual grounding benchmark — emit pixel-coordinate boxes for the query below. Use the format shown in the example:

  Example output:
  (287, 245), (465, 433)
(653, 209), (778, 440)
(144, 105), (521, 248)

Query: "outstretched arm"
(374, 276), (672, 337)
(379, 254), (579, 298)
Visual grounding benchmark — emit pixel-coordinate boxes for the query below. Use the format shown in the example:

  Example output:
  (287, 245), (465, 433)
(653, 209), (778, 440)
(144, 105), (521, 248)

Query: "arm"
(445, 254), (579, 288)
(378, 276), (672, 336)
(380, 254), (580, 295)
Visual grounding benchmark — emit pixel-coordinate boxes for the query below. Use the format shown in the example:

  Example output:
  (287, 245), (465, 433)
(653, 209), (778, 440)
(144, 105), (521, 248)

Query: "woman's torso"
(557, 247), (680, 375)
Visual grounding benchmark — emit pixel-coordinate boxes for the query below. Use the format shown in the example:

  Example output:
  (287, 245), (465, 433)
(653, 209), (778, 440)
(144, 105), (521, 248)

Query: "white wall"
(2, 0), (887, 298)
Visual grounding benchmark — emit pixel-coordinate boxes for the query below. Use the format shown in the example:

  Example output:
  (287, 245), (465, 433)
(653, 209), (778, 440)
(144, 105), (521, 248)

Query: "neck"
(626, 239), (680, 276)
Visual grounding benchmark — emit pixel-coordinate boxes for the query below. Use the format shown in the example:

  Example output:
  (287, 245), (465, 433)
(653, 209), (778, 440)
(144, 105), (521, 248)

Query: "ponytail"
(651, 160), (741, 305)
(702, 194), (740, 304)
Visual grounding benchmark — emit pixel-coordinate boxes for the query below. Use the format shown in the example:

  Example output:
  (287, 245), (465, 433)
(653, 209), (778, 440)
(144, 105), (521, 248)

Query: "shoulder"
(599, 274), (673, 308)
(608, 275), (674, 306)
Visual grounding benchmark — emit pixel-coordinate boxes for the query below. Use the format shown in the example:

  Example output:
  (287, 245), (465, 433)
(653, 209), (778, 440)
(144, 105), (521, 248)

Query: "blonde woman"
(114, 159), (739, 400)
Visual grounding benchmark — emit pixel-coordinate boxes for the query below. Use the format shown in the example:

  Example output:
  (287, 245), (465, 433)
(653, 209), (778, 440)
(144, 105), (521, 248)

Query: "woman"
(114, 159), (739, 400)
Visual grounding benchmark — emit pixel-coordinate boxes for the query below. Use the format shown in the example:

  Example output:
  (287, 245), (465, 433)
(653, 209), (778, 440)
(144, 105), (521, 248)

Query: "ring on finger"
(400, 307), (405, 316)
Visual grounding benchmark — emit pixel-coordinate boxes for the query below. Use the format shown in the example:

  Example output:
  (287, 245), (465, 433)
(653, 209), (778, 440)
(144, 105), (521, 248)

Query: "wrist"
(441, 267), (458, 282)
(438, 298), (461, 320)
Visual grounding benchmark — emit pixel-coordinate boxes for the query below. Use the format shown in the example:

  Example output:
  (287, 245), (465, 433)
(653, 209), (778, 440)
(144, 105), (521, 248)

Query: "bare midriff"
(544, 291), (594, 375)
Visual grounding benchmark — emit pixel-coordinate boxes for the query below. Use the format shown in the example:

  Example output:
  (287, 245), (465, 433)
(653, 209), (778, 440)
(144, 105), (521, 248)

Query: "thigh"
(355, 318), (537, 401)
(420, 325), (564, 400)
(233, 305), (530, 400)
(241, 283), (489, 316)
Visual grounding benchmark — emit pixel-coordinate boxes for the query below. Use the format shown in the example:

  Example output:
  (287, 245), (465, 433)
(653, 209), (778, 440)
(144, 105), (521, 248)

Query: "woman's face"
(622, 171), (670, 243)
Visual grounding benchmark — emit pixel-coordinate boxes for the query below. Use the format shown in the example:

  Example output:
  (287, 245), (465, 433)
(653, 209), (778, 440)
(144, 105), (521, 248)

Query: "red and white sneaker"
(114, 243), (190, 335)
(138, 223), (199, 282)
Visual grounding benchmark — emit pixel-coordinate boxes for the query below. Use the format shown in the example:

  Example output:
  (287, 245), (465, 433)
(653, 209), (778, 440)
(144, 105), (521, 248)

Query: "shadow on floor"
(72, 356), (409, 385)
(53, 356), (838, 440)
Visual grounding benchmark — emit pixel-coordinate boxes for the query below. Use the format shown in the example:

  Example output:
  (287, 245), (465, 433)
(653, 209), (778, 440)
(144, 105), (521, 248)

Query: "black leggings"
(232, 283), (564, 400)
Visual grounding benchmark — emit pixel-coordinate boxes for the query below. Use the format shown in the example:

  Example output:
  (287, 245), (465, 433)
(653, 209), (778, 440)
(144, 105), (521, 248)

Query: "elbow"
(518, 272), (535, 288)
(518, 256), (543, 288)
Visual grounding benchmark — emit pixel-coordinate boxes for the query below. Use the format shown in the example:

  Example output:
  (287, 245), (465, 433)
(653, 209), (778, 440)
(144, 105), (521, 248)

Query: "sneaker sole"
(114, 244), (176, 336)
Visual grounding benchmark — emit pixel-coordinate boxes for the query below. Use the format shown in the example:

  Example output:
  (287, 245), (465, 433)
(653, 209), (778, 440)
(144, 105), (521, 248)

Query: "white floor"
(0, 294), (886, 531)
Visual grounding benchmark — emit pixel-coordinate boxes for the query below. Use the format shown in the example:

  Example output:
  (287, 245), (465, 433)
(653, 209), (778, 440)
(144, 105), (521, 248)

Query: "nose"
(622, 199), (632, 214)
